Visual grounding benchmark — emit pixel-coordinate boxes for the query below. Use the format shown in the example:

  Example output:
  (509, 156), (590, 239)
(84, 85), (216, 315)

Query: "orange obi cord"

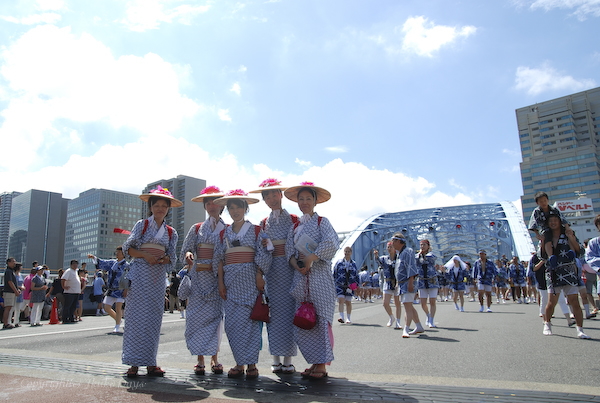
(225, 246), (255, 265)
(139, 243), (166, 259)
(195, 263), (211, 272)
(197, 243), (214, 260)
(272, 239), (286, 257)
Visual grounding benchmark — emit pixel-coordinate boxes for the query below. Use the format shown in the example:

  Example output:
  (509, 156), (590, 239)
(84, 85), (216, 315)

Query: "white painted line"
(0, 318), (182, 340)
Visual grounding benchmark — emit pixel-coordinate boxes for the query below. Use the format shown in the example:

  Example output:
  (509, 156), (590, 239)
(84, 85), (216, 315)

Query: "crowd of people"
(331, 191), (600, 341)
(3, 187), (600, 381)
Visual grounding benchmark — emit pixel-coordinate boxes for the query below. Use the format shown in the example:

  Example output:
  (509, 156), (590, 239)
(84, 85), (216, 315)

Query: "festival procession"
(3, 182), (600, 382)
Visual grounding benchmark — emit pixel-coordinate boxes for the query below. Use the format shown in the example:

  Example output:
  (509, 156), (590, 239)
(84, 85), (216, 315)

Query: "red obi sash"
(225, 246), (255, 265)
(197, 243), (214, 260)
(272, 239), (286, 257)
(140, 243), (165, 259)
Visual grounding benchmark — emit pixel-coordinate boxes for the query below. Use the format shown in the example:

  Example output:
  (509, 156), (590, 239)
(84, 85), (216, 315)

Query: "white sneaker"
(454, 304), (459, 310)
(409, 325), (425, 335)
(386, 318), (394, 327)
(479, 306), (484, 313)
(402, 327), (410, 338)
(543, 322), (552, 336)
(429, 319), (436, 328)
(578, 330), (591, 339)
(460, 307), (464, 312)
(395, 319), (402, 329)
(486, 308), (492, 313)
(345, 319), (352, 325)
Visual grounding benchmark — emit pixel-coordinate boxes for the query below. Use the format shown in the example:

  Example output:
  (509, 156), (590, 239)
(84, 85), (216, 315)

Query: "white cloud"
(514, 62), (596, 96)
(295, 158), (311, 167)
(449, 178), (466, 192)
(36, 0), (66, 11)
(0, 141), (475, 232)
(0, 13), (61, 25)
(325, 146), (348, 153)
(230, 82), (241, 95)
(120, 0), (211, 31)
(365, 16), (476, 58)
(238, 65), (248, 72)
(218, 108), (232, 121)
(0, 25), (201, 169)
(525, 0), (600, 20)
(502, 148), (521, 157)
(400, 16), (476, 57)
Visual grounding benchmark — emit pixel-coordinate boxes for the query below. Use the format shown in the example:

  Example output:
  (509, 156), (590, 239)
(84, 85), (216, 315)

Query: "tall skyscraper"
(64, 188), (142, 267)
(0, 191), (22, 264)
(517, 86), (600, 239)
(7, 190), (68, 269)
(143, 175), (206, 254)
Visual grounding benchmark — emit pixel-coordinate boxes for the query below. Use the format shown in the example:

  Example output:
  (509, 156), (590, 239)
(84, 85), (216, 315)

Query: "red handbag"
(250, 292), (270, 322)
(293, 272), (317, 330)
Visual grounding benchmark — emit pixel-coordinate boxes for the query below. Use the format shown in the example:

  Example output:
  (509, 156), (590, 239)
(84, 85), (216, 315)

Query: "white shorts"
(400, 292), (416, 303)
(103, 295), (125, 306)
(478, 284), (492, 292)
(551, 285), (579, 296)
(3, 292), (16, 306)
(418, 288), (438, 299)
(337, 295), (352, 302)
(383, 290), (395, 296)
(514, 282), (526, 288)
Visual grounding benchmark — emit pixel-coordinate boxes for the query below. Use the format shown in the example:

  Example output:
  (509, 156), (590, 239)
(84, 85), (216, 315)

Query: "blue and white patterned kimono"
(509, 263), (526, 286)
(546, 229), (581, 291)
(213, 221), (272, 365)
(122, 216), (178, 367)
(377, 254), (397, 292)
(446, 266), (468, 291)
(333, 258), (359, 296)
(473, 259), (497, 286)
(261, 209), (298, 358)
(178, 217), (226, 357)
(495, 265), (508, 288)
(395, 246), (417, 294)
(96, 258), (129, 299)
(286, 213), (338, 365)
(371, 271), (380, 288)
(586, 236), (600, 273)
(416, 251), (438, 290)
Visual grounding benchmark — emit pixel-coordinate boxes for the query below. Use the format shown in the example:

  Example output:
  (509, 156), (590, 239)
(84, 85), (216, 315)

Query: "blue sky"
(0, 0), (599, 232)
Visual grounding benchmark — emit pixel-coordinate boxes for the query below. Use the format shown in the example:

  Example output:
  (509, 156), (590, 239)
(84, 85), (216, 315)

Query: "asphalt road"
(1, 296), (599, 402)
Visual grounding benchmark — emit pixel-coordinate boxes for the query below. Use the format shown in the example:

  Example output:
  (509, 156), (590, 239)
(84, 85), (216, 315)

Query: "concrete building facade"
(517, 87), (600, 240)
(64, 188), (143, 267)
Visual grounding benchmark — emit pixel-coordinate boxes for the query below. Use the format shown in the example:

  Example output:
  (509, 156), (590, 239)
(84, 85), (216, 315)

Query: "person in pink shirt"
(22, 267), (36, 319)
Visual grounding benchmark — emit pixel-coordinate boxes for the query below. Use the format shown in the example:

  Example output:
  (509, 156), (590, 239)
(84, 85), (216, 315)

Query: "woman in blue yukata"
(122, 186), (181, 378)
(213, 189), (272, 380)
(445, 255), (468, 312)
(179, 186), (226, 376)
(284, 182), (339, 380)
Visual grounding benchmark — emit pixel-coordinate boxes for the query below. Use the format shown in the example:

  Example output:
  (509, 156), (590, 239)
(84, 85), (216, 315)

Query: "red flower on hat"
(201, 185), (222, 195)
(300, 181), (314, 186)
(259, 178), (281, 188)
(150, 185), (173, 197)
(226, 189), (248, 197)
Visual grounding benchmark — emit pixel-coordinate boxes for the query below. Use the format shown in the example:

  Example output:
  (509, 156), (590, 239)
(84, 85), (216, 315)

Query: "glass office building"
(64, 189), (142, 267)
(0, 191), (22, 264)
(7, 190), (68, 270)
(517, 87), (600, 239)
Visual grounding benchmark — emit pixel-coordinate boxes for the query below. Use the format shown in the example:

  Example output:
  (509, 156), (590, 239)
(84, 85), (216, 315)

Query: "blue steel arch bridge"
(333, 202), (535, 271)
